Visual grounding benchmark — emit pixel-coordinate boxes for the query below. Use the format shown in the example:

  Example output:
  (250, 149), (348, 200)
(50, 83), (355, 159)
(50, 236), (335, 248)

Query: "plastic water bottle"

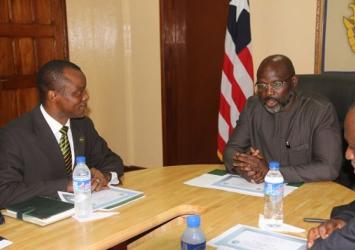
(73, 156), (92, 218)
(263, 161), (284, 227)
(181, 215), (206, 250)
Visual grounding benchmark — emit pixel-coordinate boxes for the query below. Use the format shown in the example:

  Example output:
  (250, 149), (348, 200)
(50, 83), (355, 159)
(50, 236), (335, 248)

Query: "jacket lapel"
(71, 120), (86, 162)
(31, 107), (65, 168)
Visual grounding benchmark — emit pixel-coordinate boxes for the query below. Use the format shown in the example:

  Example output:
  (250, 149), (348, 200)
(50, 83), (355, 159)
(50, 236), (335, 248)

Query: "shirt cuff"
(109, 172), (120, 185)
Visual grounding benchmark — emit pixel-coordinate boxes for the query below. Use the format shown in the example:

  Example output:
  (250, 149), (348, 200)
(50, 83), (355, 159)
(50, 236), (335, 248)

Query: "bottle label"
(181, 241), (206, 250)
(73, 178), (91, 192)
(264, 182), (284, 196)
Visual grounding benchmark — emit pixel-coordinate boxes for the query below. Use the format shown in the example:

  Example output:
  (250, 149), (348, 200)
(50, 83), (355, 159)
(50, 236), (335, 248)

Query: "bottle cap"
(187, 215), (201, 228)
(268, 161), (280, 170)
(76, 156), (86, 164)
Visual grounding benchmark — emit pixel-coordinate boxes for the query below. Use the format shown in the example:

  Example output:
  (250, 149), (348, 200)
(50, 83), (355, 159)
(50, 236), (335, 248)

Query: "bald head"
(256, 54), (297, 113)
(257, 54), (295, 79)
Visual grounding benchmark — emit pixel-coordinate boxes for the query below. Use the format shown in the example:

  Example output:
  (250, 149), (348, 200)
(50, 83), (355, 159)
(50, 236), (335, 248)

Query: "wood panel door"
(0, 0), (68, 126)
(160, 0), (230, 165)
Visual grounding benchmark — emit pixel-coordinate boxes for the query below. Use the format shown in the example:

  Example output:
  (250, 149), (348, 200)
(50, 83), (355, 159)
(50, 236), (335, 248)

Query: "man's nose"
(266, 84), (275, 95)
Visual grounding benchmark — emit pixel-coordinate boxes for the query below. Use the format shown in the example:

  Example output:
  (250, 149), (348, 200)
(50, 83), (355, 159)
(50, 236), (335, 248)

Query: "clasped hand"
(307, 219), (346, 249)
(67, 167), (110, 192)
(90, 167), (110, 192)
(232, 147), (268, 183)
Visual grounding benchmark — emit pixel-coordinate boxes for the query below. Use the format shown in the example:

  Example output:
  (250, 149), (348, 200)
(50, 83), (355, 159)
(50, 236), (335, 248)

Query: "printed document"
(0, 236), (12, 249)
(58, 186), (144, 211)
(184, 172), (298, 197)
(208, 224), (306, 250)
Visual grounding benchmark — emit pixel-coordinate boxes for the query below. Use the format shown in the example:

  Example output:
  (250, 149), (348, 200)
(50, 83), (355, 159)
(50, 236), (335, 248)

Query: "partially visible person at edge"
(307, 103), (355, 250)
(0, 60), (124, 207)
(223, 54), (342, 183)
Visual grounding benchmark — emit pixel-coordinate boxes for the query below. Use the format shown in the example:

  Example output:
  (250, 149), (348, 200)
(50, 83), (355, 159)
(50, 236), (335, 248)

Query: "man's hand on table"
(307, 218), (346, 249)
(232, 148), (268, 183)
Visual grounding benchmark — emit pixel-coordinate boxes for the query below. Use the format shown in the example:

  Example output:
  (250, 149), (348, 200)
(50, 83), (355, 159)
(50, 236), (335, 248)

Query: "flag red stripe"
(217, 0), (253, 160)
(238, 47), (254, 81)
(217, 133), (226, 156)
(222, 53), (247, 113)
(219, 93), (232, 131)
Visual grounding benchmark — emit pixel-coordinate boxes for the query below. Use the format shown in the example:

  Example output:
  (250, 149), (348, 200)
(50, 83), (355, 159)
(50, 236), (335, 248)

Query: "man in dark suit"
(307, 103), (355, 249)
(0, 60), (124, 207)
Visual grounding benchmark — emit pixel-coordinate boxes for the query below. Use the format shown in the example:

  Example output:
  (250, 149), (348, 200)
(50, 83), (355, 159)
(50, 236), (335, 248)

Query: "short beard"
(263, 91), (295, 114)
(264, 100), (281, 113)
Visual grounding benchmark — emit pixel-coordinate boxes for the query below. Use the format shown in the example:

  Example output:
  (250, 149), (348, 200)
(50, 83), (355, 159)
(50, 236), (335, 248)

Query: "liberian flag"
(217, 0), (254, 159)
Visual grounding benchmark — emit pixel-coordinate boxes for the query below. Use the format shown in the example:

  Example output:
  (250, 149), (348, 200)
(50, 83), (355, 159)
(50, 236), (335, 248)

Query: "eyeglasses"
(255, 75), (294, 91)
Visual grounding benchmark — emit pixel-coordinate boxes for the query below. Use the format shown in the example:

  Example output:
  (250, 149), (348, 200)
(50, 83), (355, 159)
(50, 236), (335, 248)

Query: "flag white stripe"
(217, 0), (254, 157)
(218, 113), (229, 143)
(225, 31), (253, 98)
(221, 72), (240, 127)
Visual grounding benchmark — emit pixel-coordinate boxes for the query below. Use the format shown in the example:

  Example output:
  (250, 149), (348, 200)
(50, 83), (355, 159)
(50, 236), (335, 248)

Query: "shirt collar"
(40, 105), (71, 134)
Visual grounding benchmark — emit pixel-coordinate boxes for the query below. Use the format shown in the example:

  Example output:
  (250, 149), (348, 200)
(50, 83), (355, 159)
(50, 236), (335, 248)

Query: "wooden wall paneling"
(18, 38), (36, 74)
(160, 0), (173, 166)
(161, 0), (229, 165)
(0, 38), (15, 75)
(36, 38), (55, 66)
(13, 38), (21, 75)
(160, 0), (187, 165)
(0, 0), (10, 23)
(51, 0), (68, 59)
(16, 88), (39, 115)
(0, 0), (68, 127)
(0, 91), (17, 124)
(12, 0), (34, 23)
(34, 0), (51, 24)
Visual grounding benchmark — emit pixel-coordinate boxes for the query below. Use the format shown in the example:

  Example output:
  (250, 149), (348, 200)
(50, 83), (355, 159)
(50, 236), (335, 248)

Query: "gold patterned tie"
(59, 126), (72, 175)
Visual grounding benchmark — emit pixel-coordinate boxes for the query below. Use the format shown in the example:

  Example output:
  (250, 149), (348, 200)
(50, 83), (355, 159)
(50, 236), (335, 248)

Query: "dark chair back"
(297, 74), (355, 187)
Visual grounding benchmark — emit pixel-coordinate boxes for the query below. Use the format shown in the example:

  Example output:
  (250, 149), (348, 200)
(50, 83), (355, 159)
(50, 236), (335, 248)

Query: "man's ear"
(291, 75), (298, 89)
(47, 90), (57, 102)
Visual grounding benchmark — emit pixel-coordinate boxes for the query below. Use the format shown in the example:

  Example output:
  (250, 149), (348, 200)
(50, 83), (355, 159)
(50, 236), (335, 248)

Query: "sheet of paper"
(184, 173), (297, 197)
(258, 214), (305, 233)
(184, 173), (225, 187)
(58, 191), (75, 203)
(0, 236), (12, 249)
(72, 211), (118, 222)
(211, 175), (265, 196)
(208, 224), (306, 250)
(58, 186), (143, 211)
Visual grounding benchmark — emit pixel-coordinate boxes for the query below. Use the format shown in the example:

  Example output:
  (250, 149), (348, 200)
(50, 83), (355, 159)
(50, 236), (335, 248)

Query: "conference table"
(1, 164), (355, 249)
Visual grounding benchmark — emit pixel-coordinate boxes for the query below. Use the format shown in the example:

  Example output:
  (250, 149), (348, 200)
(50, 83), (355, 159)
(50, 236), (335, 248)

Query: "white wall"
(250, 0), (317, 74)
(66, 0), (318, 168)
(66, 0), (162, 168)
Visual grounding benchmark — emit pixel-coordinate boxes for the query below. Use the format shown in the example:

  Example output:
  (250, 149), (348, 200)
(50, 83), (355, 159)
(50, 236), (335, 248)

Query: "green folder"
(4, 196), (74, 226)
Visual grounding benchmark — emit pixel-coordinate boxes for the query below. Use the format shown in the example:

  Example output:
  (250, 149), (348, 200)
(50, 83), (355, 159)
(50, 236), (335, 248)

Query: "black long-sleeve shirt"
(223, 91), (342, 183)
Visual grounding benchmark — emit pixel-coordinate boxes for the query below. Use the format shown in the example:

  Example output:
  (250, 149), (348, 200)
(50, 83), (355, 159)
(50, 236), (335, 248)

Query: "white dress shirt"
(40, 105), (119, 184)
(40, 105), (75, 168)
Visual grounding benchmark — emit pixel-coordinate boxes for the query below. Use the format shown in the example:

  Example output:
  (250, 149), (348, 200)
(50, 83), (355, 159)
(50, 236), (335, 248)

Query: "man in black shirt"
(223, 54), (342, 183)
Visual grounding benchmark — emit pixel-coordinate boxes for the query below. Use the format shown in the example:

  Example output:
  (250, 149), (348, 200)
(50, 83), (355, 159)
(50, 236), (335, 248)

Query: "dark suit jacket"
(311, 200), (355, 249)
(0, 106), (124, 207)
